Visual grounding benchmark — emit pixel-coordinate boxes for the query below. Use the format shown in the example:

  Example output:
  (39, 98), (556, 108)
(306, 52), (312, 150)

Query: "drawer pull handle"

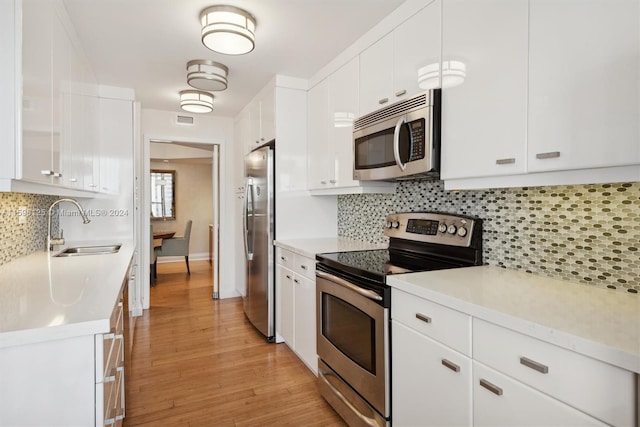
(536, 151), (560, 160)
(379, 98), (389, 105)
(300, 265), (307, 270)
(280, 256), (287, 261)
(441, 359), (460, 372)
(520, 356), (549, 374)
(479, 378), (503, 396)
(415, 313), (432, 324)
(286, 274), (292, 280)
(495, 158), (515, 165)
(329, 179), (337, 184)
(395, 89), (407, 97)
(294, 279), (300, 284)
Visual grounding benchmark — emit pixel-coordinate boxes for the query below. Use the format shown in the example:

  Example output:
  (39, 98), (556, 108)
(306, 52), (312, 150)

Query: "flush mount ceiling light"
(200, 5), (256, 55)
(187, 60), (229, 91)
(418, 60), (467, 90)
(180, 90), (214, 113)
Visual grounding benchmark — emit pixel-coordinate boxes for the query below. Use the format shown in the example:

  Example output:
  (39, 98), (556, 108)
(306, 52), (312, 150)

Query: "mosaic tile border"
(0, 193), (59, 265)
(338, 181), (640, 295)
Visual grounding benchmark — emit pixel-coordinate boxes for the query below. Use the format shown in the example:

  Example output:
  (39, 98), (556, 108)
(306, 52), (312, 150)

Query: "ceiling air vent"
(176, 115), (195, 125)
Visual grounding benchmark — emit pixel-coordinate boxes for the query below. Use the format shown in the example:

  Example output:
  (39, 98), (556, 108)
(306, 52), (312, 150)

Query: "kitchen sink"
(54, 244), (122, 257)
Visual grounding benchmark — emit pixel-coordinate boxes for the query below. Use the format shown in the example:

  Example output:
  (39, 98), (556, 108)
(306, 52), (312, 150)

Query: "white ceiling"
(63, 0), (405, 117)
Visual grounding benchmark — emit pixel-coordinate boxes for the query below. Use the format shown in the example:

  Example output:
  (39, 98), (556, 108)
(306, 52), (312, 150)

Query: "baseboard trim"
(156, 252), (210, 264)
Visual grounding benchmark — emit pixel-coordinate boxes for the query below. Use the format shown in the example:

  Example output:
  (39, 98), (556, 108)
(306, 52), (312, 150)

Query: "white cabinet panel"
(473, 362), (606, 427)
(392, 320), (472, 427)
(260, 86), (275, 144)
(528, 0), (640, 172)
(307, 79), (330, 190)
(359, 33), (394, 115)
(276, 265), (294, 346)
(293, 273), (317, 374)
(393, 0), (440, 101)
(441, 0), (528, 180)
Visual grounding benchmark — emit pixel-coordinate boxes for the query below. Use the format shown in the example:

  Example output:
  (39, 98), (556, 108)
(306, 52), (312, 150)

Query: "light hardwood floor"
(124, 260), (346, 427)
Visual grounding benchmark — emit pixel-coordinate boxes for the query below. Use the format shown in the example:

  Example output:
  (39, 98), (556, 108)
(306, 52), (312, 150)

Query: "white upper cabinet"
(244, 85), (276, 154)
(308, 59), (395, 194)
(528, 0), (640, 172)
(359, 1), (441, 116)
(307, 79), (330, 190)
(441, 0), (528, 180)
(21, 0), (59, 185)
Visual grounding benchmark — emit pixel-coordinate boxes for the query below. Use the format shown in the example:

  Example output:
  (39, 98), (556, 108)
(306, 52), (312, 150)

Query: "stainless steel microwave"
(353, 90), (441, 181)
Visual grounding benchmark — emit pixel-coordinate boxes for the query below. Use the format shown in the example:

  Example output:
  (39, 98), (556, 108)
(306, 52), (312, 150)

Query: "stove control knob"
(386, 221), (393, 229)
(438, 223), (448, 233)
(392, 221), (400, 229)
(447, 225), (457, 235)
(457, 226), (468, 237)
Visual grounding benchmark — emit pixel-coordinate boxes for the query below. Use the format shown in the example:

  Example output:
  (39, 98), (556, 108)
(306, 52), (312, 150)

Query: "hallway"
(124, 260), (345, 426)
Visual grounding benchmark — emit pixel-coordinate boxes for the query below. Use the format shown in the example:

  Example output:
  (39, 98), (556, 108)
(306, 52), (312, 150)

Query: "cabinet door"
(528, 0), (640, 172)
(246, 100), (261, 153)
(328, 57), (359, 188)
(359, 34), (394, 115)
(392, 321), (472, 427)
(276, 266), (294, 346)
(441, 0), (528, 180)
(393, 0), (440, 102)
(293, 274), (317, 374)
(260, 88), (275, 144)
(21, 0), (55, 184)
(473, 362), (606, 427)
(51, 7), (70, 187)
(307, 79), (330, 190)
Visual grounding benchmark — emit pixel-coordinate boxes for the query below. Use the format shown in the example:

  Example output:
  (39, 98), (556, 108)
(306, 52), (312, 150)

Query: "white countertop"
(388, 265), (640, 373)
(0, 240), (134, 348)
(274, 237), (386, 259)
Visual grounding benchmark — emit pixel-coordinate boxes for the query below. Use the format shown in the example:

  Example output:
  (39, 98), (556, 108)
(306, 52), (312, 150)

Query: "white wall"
(140, 108), (237, 305)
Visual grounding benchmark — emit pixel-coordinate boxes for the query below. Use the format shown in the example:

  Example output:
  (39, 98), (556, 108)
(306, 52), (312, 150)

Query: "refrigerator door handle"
(243, 178), (254, 261)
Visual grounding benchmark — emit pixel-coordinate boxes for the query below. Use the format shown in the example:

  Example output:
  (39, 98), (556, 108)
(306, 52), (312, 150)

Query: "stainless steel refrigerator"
(243, 142), (275, 342)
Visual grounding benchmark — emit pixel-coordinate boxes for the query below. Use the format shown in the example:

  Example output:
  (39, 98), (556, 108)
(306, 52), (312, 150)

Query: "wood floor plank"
(124, 260), (345, 426)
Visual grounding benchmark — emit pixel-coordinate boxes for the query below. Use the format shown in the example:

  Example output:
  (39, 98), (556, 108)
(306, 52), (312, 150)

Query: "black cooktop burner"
(316, 248), (467, 284)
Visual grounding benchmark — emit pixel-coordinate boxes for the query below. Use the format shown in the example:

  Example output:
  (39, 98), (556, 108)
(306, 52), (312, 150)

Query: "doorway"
(142, 138), (221, 306)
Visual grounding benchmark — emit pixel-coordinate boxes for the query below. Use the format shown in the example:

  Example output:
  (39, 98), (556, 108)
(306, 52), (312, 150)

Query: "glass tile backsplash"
(338, 181), (640, 295)
(0, 193), (59, 265)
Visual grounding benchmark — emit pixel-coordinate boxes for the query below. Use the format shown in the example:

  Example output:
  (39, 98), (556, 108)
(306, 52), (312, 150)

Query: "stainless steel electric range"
(315, 212), (483, 427)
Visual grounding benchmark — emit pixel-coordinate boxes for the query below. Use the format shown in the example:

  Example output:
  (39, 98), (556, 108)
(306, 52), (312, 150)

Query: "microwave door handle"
(393, 116), (408, 171)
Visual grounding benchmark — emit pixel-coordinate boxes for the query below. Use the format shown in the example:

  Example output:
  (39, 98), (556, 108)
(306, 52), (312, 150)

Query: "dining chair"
(155, 220), (193, 275)
(150, 224), (157, 284)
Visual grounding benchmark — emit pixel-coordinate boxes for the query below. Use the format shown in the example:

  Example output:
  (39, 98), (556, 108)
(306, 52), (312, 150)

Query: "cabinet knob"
(300, 265), (307, 270)
(320, 180), (327, 185)
(479, 378), (503, 396)
(53, 172), (62, 178)
(294, 279), (300, 284)
(395, 89), (407, 97)
(329, 179), (337, 184)
(69, 178), (77, 183)
(378, 98), (389, 105)
(40, 170), (54, 176)
(286, 274), (292, 280)
(415, 313), (432, 324)
(495, 158), (516, 165)
(441, 359), (460, 372)
(536, 151), (560, 160)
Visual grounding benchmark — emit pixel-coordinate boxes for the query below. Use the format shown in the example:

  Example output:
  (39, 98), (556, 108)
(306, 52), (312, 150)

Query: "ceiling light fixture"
(180, 90), (214, 113)
(200, 5), (256, 55)
(418, 60), (467, 90)
(187, 60), (229, 91)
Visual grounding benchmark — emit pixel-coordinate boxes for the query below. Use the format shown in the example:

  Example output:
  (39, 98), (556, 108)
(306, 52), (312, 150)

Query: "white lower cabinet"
(392, 320), (472, 427)
(0, 283), (127, 426)
(473, 362), (605, 427)
(275, 248), (318, 374)
(390, 288), (637, 426)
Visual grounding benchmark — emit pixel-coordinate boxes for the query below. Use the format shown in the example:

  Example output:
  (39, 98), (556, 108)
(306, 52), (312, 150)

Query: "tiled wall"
(0, 193), (59, 265)
(338, 181), (640, 295)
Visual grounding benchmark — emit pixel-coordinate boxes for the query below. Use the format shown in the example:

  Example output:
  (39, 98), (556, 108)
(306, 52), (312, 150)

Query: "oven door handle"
(318, 368), (381, 427)
(317, 271), (383, 301)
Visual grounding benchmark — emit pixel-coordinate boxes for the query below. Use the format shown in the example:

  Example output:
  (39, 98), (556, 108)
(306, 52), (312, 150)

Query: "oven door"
(316, 270), (389, 418)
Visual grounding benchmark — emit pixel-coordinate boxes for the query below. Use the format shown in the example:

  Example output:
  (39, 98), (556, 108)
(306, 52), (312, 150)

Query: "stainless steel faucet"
(47, 198), (91, 251)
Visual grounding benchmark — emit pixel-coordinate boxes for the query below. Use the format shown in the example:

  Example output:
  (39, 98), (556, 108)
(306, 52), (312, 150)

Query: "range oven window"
(321, 293), (376, 374)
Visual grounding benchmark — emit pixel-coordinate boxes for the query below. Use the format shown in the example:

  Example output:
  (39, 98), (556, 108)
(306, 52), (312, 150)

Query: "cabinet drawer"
(473, 319), (635, 426)
(294, 254), (315, 280)
(473, 361), (606, 427)
(391, 289), (471, 356)
(276, 248), (294, 270)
